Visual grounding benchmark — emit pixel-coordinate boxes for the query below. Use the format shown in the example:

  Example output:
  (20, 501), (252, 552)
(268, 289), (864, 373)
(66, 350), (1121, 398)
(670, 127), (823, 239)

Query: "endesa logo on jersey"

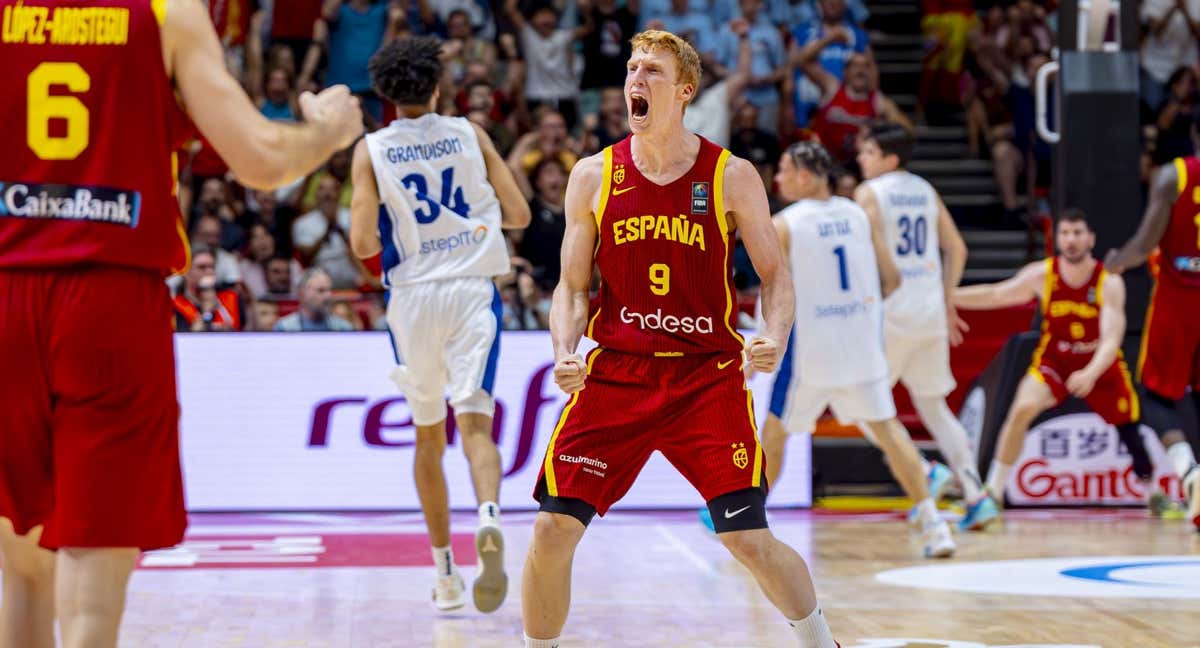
(419, 224), (488, 255)
(0, 181), (140, 227)
(619, 306), (714, 334)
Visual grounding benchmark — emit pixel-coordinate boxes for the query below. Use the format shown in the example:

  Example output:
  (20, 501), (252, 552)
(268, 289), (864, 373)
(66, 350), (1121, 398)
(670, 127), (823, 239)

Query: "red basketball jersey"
(0, 0), (191, 275)
(1031, 257), (1112, 371)
(1165, 157), (1200, 289)
(812, 85), (878, 161)
(586, 136), (744, 356)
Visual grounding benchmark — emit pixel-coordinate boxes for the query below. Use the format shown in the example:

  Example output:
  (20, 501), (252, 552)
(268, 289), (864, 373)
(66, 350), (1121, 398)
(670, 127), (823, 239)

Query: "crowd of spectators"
(179, 0), (1194, 333)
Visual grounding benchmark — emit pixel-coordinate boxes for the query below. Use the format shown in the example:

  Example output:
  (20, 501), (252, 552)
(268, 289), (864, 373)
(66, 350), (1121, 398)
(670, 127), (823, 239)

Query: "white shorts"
(883, 324), (956, 398)
(386, 276), (501, 426)
(781, 376), (897, 435)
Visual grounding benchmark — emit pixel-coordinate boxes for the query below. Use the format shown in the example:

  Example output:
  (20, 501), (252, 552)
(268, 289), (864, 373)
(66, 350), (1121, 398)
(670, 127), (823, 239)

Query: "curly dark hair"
(369, 36), (443, 106)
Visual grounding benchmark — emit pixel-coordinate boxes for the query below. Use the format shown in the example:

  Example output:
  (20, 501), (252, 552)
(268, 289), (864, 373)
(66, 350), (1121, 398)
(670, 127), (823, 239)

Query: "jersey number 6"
(27, 62), (91, 161)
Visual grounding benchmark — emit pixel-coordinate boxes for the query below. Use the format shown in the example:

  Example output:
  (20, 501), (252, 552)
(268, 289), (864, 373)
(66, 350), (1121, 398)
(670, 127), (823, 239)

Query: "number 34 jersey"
(0, 1), (192, 275)
(779, 197), (887, 387)
(365, 113), (509, 288)
(586, 135), (744, 356)
(863, 170), (946, 337)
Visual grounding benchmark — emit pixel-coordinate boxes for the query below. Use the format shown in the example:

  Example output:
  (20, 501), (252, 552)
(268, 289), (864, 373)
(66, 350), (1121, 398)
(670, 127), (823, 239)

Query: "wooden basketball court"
(84, 506), (1200, 647)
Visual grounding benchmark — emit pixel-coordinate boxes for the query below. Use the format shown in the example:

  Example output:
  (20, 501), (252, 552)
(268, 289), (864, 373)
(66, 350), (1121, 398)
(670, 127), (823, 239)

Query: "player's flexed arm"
(550, 154), (603, 394)
(1066, 273), (1127, 398)
(726, 157), (795, 373)
(952, 261), (1045, 311)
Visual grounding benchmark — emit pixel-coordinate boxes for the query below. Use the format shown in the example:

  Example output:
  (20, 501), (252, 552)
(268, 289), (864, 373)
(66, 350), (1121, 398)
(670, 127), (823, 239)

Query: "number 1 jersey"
(586, 135), (744, 356)
(364, 113), (509, 288)
(778, 196), (887, 387)
(0, 1), (191, 274)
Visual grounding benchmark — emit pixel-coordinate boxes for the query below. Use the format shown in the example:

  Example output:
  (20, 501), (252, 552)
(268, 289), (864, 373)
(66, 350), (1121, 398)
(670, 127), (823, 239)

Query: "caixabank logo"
(0, 181), (140, 227)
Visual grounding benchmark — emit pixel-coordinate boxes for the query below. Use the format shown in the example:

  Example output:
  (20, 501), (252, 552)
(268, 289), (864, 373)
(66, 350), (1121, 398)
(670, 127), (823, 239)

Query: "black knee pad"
(1115, 422), (1154, 480)
(535, 477), (597, 527)
(706, 486), (768, 533)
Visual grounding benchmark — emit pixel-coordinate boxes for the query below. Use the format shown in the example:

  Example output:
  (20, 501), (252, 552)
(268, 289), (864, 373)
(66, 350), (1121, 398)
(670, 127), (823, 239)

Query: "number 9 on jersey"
(649, 263), (670, 296)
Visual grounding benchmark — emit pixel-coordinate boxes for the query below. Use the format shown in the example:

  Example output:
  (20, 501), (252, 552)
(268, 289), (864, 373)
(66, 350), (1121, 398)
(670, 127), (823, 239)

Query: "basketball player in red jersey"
(0, 2), (362, 646)
(953, 210), (1156, 506)
(1106, 128), (1200, 529)
(519, 31), (839, 648)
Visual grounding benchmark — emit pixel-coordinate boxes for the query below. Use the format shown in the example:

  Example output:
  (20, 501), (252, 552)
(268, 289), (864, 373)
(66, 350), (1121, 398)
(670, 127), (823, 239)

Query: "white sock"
(987, 460), (1012, 497)
(1167, 442), (1197, 479)
(524, 634), (560, 648)
(915, 497), (939, 528)
(913, 396), (985, 503)
(919, 455), (932, 475)
(479, 501), (500, 526)
(431, 545), (455, 577)
(788, 606), (838, 648)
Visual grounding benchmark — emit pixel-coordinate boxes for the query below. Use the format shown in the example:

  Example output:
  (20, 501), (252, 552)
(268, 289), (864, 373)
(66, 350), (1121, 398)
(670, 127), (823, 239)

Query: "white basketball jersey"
(864, 170), (947, 335)
(780, 196), (887, 387)
(365, 114), (509, 287)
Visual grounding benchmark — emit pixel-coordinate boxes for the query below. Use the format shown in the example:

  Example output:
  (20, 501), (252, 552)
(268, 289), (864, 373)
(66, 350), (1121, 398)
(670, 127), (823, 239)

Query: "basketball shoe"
(434, 571), (466, 611)
(922, 519), (956, 558)
(473, 521), (507, 613)
(958, 493), (1001, 531)
(907, 461), (954, 526)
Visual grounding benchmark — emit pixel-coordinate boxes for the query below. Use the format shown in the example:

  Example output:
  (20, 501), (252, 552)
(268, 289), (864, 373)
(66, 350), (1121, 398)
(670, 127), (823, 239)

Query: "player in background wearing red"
(1106, 117), (1200, 530)
(954, 211), (1158, 511)
(0, 1), (362, 646)
(519, 31), (839, 648)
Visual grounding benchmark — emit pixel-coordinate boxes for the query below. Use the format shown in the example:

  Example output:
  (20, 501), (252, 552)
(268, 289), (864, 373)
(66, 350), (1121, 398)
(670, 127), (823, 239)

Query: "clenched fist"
(299, 85), (364, 150)
(745, 336), (781, 373)
(554, 354), (587, 394)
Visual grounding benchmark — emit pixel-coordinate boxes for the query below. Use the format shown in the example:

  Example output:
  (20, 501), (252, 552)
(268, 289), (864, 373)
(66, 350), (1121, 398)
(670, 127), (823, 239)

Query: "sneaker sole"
(961, 509), (1001, 532)
(473, 525), (508, 613)
(434, 597), (467, 612)
(925, 543), (956, 559)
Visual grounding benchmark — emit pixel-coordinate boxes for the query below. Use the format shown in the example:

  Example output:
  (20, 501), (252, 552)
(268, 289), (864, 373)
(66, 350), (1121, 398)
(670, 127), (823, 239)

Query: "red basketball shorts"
(1137, 278), (1200, 400)
(0, 267), (187, 550)
(535, 348), (765, 515)
(1030, 354), (1139, 426)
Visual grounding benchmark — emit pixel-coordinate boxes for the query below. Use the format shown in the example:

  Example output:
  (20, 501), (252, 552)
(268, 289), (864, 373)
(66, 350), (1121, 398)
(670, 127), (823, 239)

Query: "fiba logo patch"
(613, 164), (625, 185)
(731, 442), (748, 469)
(1086, 286), (1097, 304)
(691, 182), (709, 215)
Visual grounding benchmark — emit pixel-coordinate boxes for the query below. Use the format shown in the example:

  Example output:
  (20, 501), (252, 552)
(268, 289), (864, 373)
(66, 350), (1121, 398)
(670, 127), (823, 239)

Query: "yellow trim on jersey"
(1029, 258), (1055, 373)
(595, 147), (614, 231)
(1096, 268), (1107, 307)
(151, 0), (167, 26)
(542, 348), (602, 497)
(654, 351), (683, 357)
(170, 216), (191, 277)
(1136, 278), (1159, 382)
(1176, 157), (1188, 195)
(712, 148), (745, 347)
(745, 380), (763, 488)
(1027, 366), (1047, 383)
(1117, 356), (1140, 421)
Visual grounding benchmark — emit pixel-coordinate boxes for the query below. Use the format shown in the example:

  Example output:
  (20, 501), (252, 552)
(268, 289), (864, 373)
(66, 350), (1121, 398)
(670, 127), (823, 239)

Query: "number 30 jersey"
(586, 135), (744, 355)
(0, 1), (192, 275)
(863, 169), (946, 336)
(365, 113), (509, 288)
(778, 197), (887, 387)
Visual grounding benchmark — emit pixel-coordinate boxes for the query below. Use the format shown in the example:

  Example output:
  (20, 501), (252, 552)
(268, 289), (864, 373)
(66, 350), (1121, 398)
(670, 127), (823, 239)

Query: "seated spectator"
(713, 0), (786, 133)
(646, 0), (717, 59)
(256, 67), (300, 122)
(512, 157), (569, 286)
(240, 223), (304, 298)
(800, 52), (912, 163)
(293, 176), (374, 289)
(790, 0), (870, 129)
(192, 212), (243, 285)
(1141, 0), (1200, 117)
(729, 102), (784, 211)
(584, 87), (631, 153)
(463, 80), (517, 155)
(682, 19), (753, 148)
(330, 300), (366, 331)
(250, 299), (281, 332)
(245, 188), (297, 257)
(173, 246), (244, 332)
(455, 64), (518, 124)
(1153, 66), (1198, 166)
(265, 254), (299, 298)
(497, 258), (549, 330)
(507, 108), (580, 198)
(300, 148), (354, 212)
(274, 268), (357, 332)
(506, 0), (585, 129)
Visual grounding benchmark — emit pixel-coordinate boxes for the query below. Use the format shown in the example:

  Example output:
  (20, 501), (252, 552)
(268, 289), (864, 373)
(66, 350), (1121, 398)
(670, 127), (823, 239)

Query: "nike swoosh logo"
(724, 505), (751, 519)
(612, 185), (637, 196)
(717, 358), (736, 370)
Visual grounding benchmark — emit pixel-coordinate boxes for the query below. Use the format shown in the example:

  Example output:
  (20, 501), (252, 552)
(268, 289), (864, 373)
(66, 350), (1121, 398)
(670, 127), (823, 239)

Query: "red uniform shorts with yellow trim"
(0, 267), (187, 551)
(1138, 279), (1200, 400)
(535, 348), (765, 515)
(1030, 354), (1139, 426)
